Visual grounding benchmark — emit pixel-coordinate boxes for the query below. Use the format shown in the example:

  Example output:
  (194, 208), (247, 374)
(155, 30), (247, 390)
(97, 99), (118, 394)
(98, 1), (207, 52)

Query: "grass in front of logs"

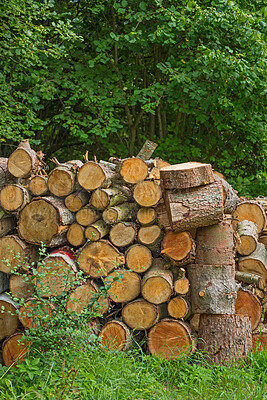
(0, 343), (266, 400)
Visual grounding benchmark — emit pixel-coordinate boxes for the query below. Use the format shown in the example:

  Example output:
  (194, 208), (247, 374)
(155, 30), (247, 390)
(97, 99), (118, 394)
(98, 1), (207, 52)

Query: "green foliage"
(0, 0), (266, 195)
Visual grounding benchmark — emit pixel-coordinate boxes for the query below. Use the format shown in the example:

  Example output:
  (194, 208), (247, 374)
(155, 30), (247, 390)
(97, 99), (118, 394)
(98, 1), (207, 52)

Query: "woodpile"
(0, 139), (266, 366)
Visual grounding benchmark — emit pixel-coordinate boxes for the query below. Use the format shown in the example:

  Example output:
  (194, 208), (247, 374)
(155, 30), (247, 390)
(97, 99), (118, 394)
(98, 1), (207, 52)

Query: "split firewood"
(67, 223), (86, 247)
(235, 289), (262, 331)
(232, 200), (267, 233)
(167, 297), (191, 320)
(99, 320), (132, 351)
(2, 332), (29, 367)
(235, 220), (258, 256)
(78, 161), (119, 191)
(161, 231), (195, 267)
(125, 244), (153, 273)
(76, 206), (101, 226)
(122, 299), (167, 330)
(141, 265), (173, 305)
(65, 191), (90, 212)
(148, 158), (171, 180)
(85, 220), (109, 242)
(238, 242), (267, 280)
(7, 139), (40, 178)
(0, 293), (19, 341)
(29, 175), (48, 196)
(77, 240), (125, 278)
(104, 269), (141, 303)
(0, 184), (30, 213)
(90, 186), (131, 210)
(160, 162), (214, 190)
(109, 222), (137, 247)
(147, 318), (196, 360)
(136, 207), (157, 226)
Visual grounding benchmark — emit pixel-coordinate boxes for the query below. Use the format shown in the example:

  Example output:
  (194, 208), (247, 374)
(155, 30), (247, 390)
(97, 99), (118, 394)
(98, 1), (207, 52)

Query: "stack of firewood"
(0, 139), (266, 367)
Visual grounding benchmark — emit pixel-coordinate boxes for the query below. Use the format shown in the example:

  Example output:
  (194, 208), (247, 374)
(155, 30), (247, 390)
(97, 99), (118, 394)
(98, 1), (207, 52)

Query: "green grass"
(0, 343), (266, 400)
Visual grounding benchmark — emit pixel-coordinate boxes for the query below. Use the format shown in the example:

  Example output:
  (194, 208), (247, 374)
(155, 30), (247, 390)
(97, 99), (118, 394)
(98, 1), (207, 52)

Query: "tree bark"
(235, 271), (265, 290)
(0, 271), (9, 293)
(136, 140), (158, 160)
(0, 212), (16, 238)
(0, 157), (14, 186)
(213, 174), (240, 214)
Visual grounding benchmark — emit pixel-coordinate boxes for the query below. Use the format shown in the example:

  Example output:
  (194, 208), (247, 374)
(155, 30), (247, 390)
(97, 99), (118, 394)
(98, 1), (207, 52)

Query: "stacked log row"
(0, 141), (265, 366)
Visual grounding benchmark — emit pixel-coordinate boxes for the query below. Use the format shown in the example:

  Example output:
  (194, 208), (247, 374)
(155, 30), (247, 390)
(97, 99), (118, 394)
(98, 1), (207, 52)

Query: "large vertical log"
(198, 314), (252, 365)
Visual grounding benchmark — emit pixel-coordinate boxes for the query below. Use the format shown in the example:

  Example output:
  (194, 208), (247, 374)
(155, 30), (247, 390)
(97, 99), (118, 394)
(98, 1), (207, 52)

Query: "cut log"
(0, 293), (18, 341)
(141, 267), (173, 304)
(147, 318), (196, 360)
(168, 297), (191, 320)
(235, 271), (265, 290)
(196, 220), (235, 265)
(232, 200), (266, 233)
(18, 196), (74, 246)
(160, 162), (214, 190)
(76, 206), (101, 226)
(48, 161), (82, 197)
(235, 220), (258, 256)
(198, 314), (252, 365)
(29, 176), (48, 196)
(0, 184), (30, 212)
(104, 269), (141, 303)
(35, 248), (77, 297)
(109, 222), (137, 247)
(19, 298), (55, 329)
(137, 207), (157, 226)
(102, 203), (138, 224)
(173, 269), (190, 295)
(0, 157), (14, 186)
(118, 158), (148, 184)
(0, 271), (9, 293)
(213, 174), (240, 214)
(78, 161), (119, 191)
(238, 242), (267, 280)
(77, 240), (125, 278)
(0, 235), (39, 274)
(7, 139), (39, 178)
(125, 244), (153, 273)
(2, 332), (29, 367)
(235, 289), (262, 331)
(187, 264), (237, 314)
(90, 187), (131, 210)
(133, 181), (162, 207)
(259, 235), (267, 249)
(100, 320), (132, 351)
(65, 191), (90, 212)
(252, 327), (267, 352)
(136, 140), (158, 160)
(9, 274), (35, 299)
(67, 223), (86, 247)
(161, 231), (194, 267)
(163, 181), (224, 232)
(85, 220), (110, 242)
(122, 299), (167, 330)
(0, 212), (16, 238)
(66, 281), (109, 316)
(138, 225), (162, 251)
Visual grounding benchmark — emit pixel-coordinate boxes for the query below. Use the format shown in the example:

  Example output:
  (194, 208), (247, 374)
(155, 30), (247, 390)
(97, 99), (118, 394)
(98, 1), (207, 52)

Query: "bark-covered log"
(0, 157), (14, 186)
(122, 299), (167, 330)
(125, 244), (153, 273)
(235, 220), (258, 256)
(18, 196), (74, 246)
(19, 298), (55, 329)
(0, 293), (18, 341)
(99, 320), (132, 351)
(235, 271), (265, 290)
(0, 184), (30, 213)
(66, 281), (109, 316)
(196, 220), (235, 265)
(2, 332), (29, 367)
(90, 186), (131, 210)
(85, 220), (110, 242)
(7, 139), (39, 178)
(67, 223), (86, 247)
(233, 200), (267, 233)
(235, 289), (262, 331)
(161, 231), (195, 266)
(136, 140), (158, 160)
(163, 181), (224, 232)
(136, 207), (157, 226)
(141, 266), (173, 305)
(29, 176), (48, 196)
(160, 162), (214, 189)
(65, 191), (90, 212)
(77, 240), (125, 278)
(147, 318), (196, 360)
(133, 181), (162, 207)
(118, 158), (148, 184)
(78, 161), (119, 191)
(35, 248), (77, 297)
(9, 274), (35, 299)
(168, 297), (191, 320)
(198, 314), (252, 365)
(109, 222), (137, 247)
(104, 269), (141, 303)
(76, 206), (101, 226)
(187, 264), (237, 314)
(238, 242), (267, 280)
(0, 235), (39, 274)
(102, 203), (138, 224)
(213, 174), (240, 214)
